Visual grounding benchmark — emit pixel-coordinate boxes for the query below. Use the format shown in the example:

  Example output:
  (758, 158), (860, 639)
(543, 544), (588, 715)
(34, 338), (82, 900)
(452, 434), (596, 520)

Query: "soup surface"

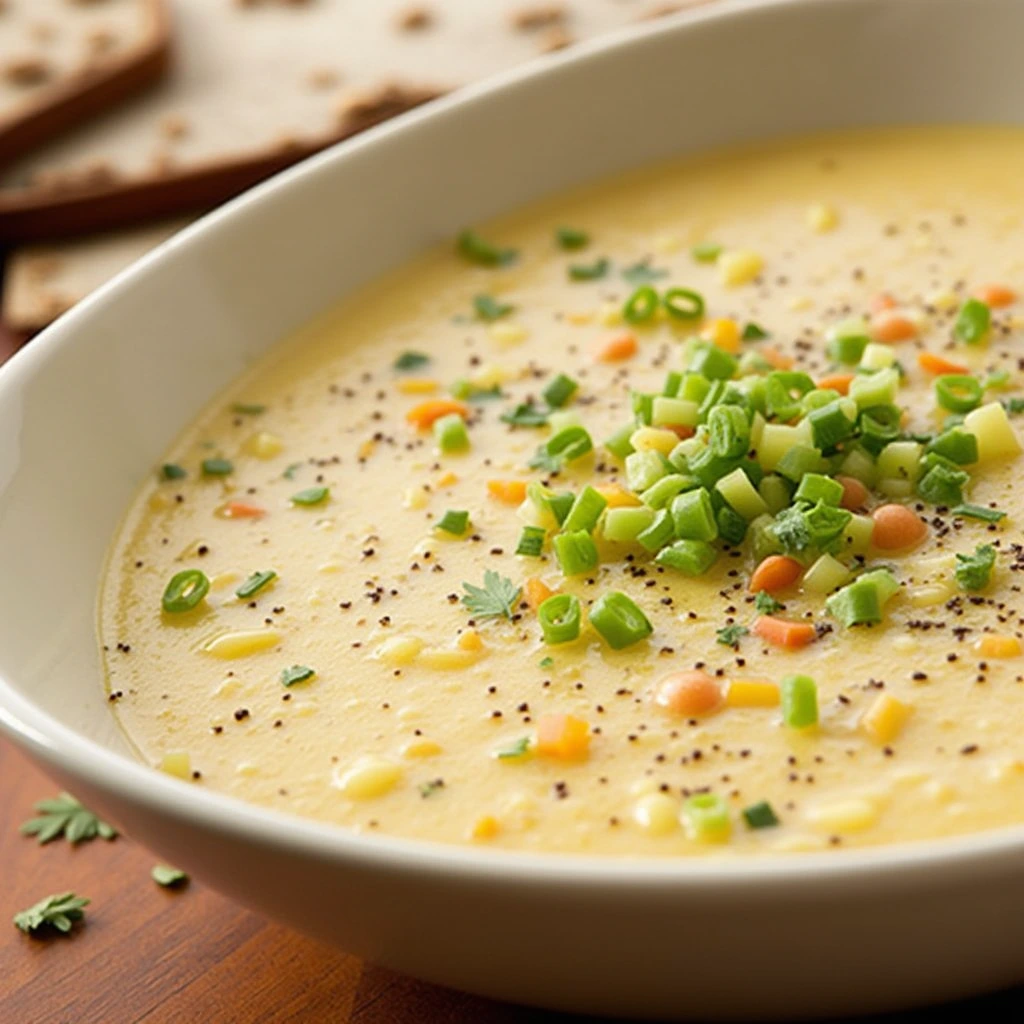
(102, 127), (1024, 855)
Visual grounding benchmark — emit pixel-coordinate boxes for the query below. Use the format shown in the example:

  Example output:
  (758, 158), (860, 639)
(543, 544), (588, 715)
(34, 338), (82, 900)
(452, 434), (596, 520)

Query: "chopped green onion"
(742, 801), (780, 829)
(394, 350), (430, 372)
(542, 374), (579, 409)
(935, 374), (983, 414)
(954, 298), (991, 345)
(717, 504), (748, 546)
(827, 332), (869, 365)
(776, 444), (826, 483)
(553, 530), (599, 576)
(857, 405), (902, 455)
(640, 473), (692, 510)
(742, 322), (770, 341)
(290, 486), (329, 506)
(623, 285), (660, 324)
(808, 399), (855, 450)
(955, 543), (996, 592)
(951, 503), (1005, 523)
(457, 229), (517, 267)
(201, 458), (233, 477)
(561, 485), (608, 534)
(636, 508), (675, 552)
(794, 473), (844, 507)
(434, 413), (470, 453)
(497, 737), (531, 759)
(688, 342), (737, 381)
(529, 425), (593, 472)
(568, 257), (610, 281)
(655, 538), (718, 576)
(691, 242), (722, 263)
(547, 491), (575, 526)
(588, 591), (652, 649)
(515, 525), (547, 557)
(683, 793), (731, 842)
(662, 370), (683, 397)
(926, 427), (978, 465)
(556, 226), (589, 250)
(231, 403), (266, 415)
(707, 405), (751, 459)
(604, 423), (636, 461)
(849, 367), (899, 410)
(473, 293), (514, 321)
(161, 463), (186, 480)
(162, 569), (210, 614)
(437, 510), (470, 536)
(663, 287), (705, 322)
(537, 594), (582, 645)
(235, 570), (277, 600)
(917, 461), (969, 506)
(781, 674), (818, 728)
(281, 665), (316, 687)
(670, 488), (718, 542)
(603, 506), (656, 543)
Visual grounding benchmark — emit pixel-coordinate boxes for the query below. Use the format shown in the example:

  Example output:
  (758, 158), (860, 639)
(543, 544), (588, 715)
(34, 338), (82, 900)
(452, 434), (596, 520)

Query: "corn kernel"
(633, 793), (680, 836)
(418, 646), (484, 670)
(374, 635), (424, 666)
(861, 693), (913, 745)
(807, 797), (878, 833)
(357, 438), (376, 460)
(403, 485), (430, 510)
(397, 378), (439, 395)
(976, 634), (1022, 659)
(159, 751), (192, 780)
(208, 571), (239, 591)
(908, 583), (954, 608)
(927, 289), (960, 312)
(401, 740), (442, 758)
(718, 249), (764, 287)
(458, 630), (485, 652)
(489, 323), (528, 347)
(701, 318), (741, 353)
(806, 203), (839, 232)
(334, 757), (402, 799)
(203, 630), (280, 659)
(436, 471), (458, 488)
(235, 761), (260, 777)
(629, 427), (679, 456)
(471, 815), (501, 840)
(243, 432), (283, 459)
(726, 679), (780, 708)
(598, 301), (623, 327)
(964, 402), (1023, 462)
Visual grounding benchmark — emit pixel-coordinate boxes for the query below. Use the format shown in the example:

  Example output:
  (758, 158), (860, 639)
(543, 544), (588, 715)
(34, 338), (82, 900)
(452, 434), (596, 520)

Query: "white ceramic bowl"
(3, 0), (1024, 1017)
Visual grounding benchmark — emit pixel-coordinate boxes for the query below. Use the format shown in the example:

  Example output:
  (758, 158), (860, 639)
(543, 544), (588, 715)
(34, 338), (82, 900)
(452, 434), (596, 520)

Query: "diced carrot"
(760, 345), (794, 371)
(976, 634), (1021, 659)
(749, 555), (803, 594)
(917, 351), (969, 376)
(973, 283), (1017, 308)
(487, 479), (528, 504)
(524, 577), (554, 612)
(871, 292), (898, 313)
(405, 398), (470, 430)
(835, 475), (870, 511)
(753, 616), (817, 649)
(871, 503), (928, 550)
(817, 373), (855, 395)
(536, 714), (590, 760)
(595, 333), (638, 363)
(653, 670), (723, 717)
(871, 312), (918, 343)
(217, 501), (266, 519)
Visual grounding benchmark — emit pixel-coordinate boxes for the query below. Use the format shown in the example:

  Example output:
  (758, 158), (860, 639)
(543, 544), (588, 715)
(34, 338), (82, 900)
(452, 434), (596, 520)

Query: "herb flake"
(20, 793), (117, 846)
(473, 294), (514, 322)
(151, 865), (189, 888)
(281, 665), (316, 687)
(394, 350), (430, 372)
(14, 893), (89, 936)
(716, 624), (750, 648)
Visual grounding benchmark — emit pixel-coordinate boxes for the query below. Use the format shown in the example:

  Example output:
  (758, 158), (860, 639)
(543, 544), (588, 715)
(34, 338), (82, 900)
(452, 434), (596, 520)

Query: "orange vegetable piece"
(536, 714), (590, 760)
(595, 333), (638, 363)
(870, 312), (918, 343)
(871, 292), (898, 313)
(487, 479), (528, 504)
(753, 616), (816, 649)
(835, 475), (870, 511)
(760, 346), (794, 371)
(976, 635), (1022, 659)
(749, 555), (803, 594)
(816, 373), (854, 396)
(917, 351), (969, 376)
(665, 424), (696, 440)
(653, 670), (723, 717)
(973, 283), (1017, 308)
(405, 398), (470, 430)
(524, 577), (554, 612)
(218, 501), (266, 519)
(871, 503), (928, 551)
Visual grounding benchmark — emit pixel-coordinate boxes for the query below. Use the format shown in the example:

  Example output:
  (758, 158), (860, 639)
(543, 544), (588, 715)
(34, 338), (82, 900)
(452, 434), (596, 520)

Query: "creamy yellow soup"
(102, 127), (1024, 856)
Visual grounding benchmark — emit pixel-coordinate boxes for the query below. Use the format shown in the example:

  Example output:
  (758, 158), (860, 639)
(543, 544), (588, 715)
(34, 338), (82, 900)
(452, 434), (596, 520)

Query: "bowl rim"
(3, 0), (1024, 890)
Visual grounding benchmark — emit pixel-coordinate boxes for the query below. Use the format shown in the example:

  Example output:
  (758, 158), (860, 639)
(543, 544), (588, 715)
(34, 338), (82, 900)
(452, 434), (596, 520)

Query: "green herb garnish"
(716, 624), (749, 648)
(955, 543), (996, 592)
(457, 229), (517, 267)
(20, 793), (117, 846)
(568, 257), (610, 281)
(501, 402), (550, 427)
(281, 665), (316, 687)
(235, 570), (277, 600)
(954, 297), (991, 345)
(161, 463), (187, 481)
(436, 510), (470, 536)
(162, 569), (210, 614)
(201, 458), (233, 477)
(497, 737), (531, 759)
(621, 261), (668, 285)
(450, 379), (505, 402)
(754, 591), (783, 615)
(742, 322), (770, 341)
(231, 403), (266, 415)
(151, 865), (189, 888)
(515, 525), (546, 558)
(742, 801), (780, 829)
(283, 462), (303, 479)
(951, 504), (1006, 523)
(461, 570), (521, 620)
(14, 893), (89, 936)
(538, 656), (554, 669)
(473, 294), (514, 322)
(556, 226), (590, 250)
(290, 486), (329, 506)
(394, 350), (430, 372)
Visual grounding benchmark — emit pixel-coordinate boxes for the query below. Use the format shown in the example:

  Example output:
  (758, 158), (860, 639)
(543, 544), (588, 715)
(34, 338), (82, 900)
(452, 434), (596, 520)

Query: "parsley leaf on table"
(13, 893), (89, 936)
(20, 793), (117, 846)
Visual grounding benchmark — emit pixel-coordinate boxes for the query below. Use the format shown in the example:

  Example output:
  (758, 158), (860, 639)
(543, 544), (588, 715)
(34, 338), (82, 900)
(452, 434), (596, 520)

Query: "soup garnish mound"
(102, 128), (1024, 855)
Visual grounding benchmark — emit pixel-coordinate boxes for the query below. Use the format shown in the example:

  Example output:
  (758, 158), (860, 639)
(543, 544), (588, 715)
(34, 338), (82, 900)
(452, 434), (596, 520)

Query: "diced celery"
(876, 441), (923, 483)
(716, 467), (769, 520)
(547, 410), (582, 434)
(641, 474), (693, 510)
(758, 423), (806, 472)
(750, 411), (766, 450)
(679, 372), (712, 404)
(626, 450), (668, 493)
(758, 473), (792, 515)
(603, 506), (656, 544)
(839, 446), (878, 487)
(749, 513), (783, 561)
(964, 402), (1023, 463)
(636, 508), (675, 551)
(859, 342), (897, 371)
(794, 473), (843, 506)
(776, 444), (826, 484)
(802, 553), (851, 595)
(849, 367), (899, 409)
(877, 478), (914, 498)
(668, 436), (703, 472)
(840, 513), (874, 556)
(652, 396), (700, 428)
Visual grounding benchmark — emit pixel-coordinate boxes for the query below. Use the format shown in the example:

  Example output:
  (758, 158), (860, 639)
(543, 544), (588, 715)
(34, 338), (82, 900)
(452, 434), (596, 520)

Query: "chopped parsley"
(456, 229), (517, 267)
(461, 570), (521, 620)
(283, 462), (303, 480)
(496, 737), (531, 759)
(538, 656), (554, 669)
(1002, 397), (1024, 415)
(754, 591), (783, 615)
(742, 801), (780, 829)
(290, 486), (329, 506)
(621, 260), (668, 285)
(14, 893), (89, 936)
(556, 226), (590, 250)
(716, 624), (749, 648)
(742, 322), (770, 341)
(160, 463), (186, 481)
(473, 293), (515, 322)
(151, 865), (189, 888)
(281, 665), (316, 687)
(955, 543), (996, 592)
(500, 401), (550, 427)
(19, 792), (117, 846)
(201, 457), (233, 477)
(568, 257), (610, 282)
(235, 570), (277, 600)
(231, 402), (266, 415)
(394, 350), (430, 372)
